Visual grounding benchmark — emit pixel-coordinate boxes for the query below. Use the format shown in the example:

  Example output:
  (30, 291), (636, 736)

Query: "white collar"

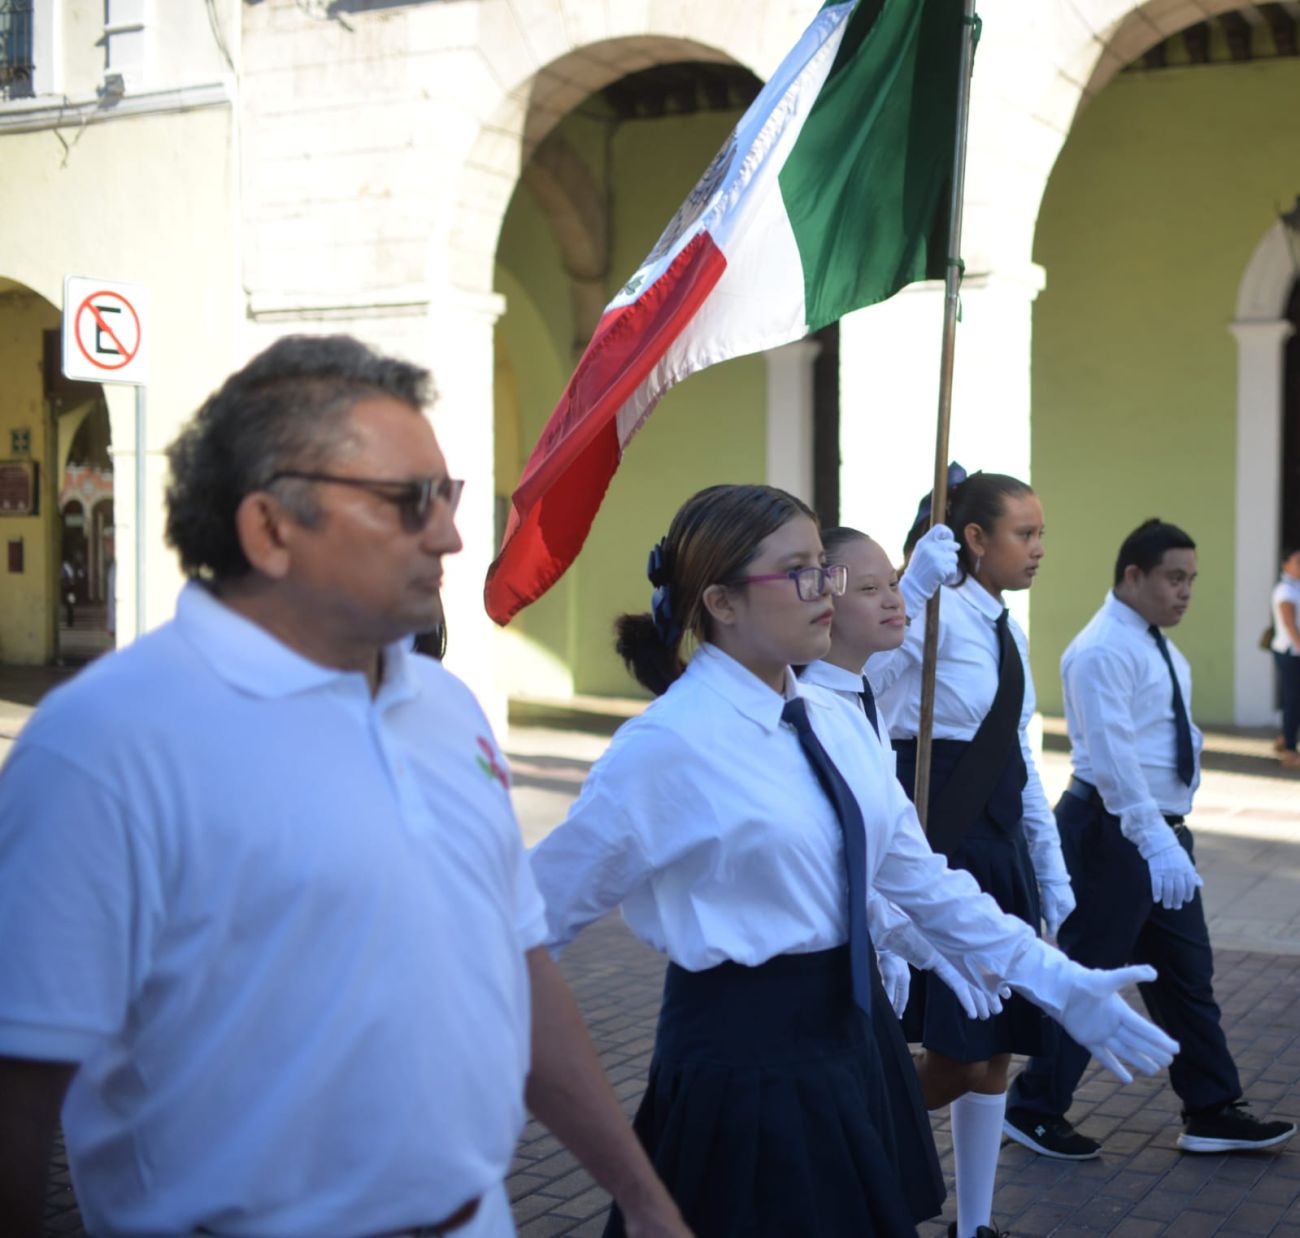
(1102, 589), (1152, 635)
(799, 658), (865, 694)
(688, 643), (799, 735)
(174, 582), (418, 704)
(953, 575), (1006, 623)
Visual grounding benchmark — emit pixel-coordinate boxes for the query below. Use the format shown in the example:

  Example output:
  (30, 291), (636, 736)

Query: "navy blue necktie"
(782, 696), (873, 1017)
(1148, 624), (1196, 786)
(859, 676), (879, 733)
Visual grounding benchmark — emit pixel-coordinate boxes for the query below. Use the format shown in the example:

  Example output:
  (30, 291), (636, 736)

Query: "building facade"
(1, 0), (1296, 728)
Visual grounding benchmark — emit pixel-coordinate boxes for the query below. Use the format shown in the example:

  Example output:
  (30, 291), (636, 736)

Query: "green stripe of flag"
(780, 0), (964, 332)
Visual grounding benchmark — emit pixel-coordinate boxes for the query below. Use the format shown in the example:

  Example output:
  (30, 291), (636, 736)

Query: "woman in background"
(1270, 545), (1300, 768)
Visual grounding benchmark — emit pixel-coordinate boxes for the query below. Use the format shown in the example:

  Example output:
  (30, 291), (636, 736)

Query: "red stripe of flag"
(485, 231), (727, 625)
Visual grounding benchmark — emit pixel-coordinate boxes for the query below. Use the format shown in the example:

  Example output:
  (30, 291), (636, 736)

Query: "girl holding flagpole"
(869, 471), (1074, 1238)
(529, 483), (1173, 1238)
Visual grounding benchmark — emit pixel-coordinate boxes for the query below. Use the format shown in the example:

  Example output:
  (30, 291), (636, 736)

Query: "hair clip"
(913, 461), (968, 527)
(646, 539), (682, 645)
(646, 539), (669, 587)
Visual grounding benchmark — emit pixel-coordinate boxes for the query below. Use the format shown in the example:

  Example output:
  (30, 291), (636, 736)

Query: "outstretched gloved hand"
(877, 950), (911, 1017)
(1011, 943), (1179, 1084)
(929, 954), (1009, 1021)
(1056, 964), (1179, 1083)
(1139, 833), (1202, 911)
(901, 525), (961, 603)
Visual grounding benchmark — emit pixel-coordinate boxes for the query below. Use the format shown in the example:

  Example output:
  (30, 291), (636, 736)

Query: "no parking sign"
(62, 276), (149, 385)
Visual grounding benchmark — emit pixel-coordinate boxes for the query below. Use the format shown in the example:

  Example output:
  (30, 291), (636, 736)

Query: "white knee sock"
(950, 1090), (1006, 1238)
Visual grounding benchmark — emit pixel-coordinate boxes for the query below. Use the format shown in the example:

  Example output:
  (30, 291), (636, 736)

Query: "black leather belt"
(379, 1196), (481, 1237)
(1065, 775), (1186, 829)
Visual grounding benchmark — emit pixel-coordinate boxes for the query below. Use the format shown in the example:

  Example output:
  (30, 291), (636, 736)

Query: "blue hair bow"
(913, 461), (967, 528)
(646, 539), (683, 646)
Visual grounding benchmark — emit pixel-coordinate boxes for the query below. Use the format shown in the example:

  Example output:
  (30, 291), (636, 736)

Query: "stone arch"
(1230, 222), (1296, 723)
(447, 0), (805, 301)
(451, 35), (734, 297)
(964, 1), (1276, 277)
(1079, 0), (1285, 102)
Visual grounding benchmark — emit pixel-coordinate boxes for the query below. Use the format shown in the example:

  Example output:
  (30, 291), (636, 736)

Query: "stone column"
(427, 287), (509, 731)
(1229, 318), (1294, 726)
(836, 263), (1044, 629)
(764, 339), (821, 504)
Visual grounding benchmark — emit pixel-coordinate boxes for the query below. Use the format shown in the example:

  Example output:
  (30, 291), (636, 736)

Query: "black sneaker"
(1002, 1107), (1101, 1160)
(1178, 1101), (1297, 1153)
(946, 1224), (1011, 1237)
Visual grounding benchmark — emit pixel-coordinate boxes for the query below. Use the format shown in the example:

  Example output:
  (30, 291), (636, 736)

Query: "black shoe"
(1178, 1101), (1297, 1153)
(947, 1224), (1011, 1237)
(1002, 1107), (1101, 1160)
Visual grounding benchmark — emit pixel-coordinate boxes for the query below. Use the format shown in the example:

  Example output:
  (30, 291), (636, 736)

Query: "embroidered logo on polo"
(476, 737), (509, 791)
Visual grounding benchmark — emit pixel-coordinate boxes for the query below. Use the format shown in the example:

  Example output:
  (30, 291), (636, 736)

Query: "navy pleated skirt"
(894, 738), (1049, 1061)
(602, 946), (941, 1238)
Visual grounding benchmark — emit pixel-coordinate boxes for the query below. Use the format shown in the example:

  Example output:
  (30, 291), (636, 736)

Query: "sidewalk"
(8, 679), (1299, 1235)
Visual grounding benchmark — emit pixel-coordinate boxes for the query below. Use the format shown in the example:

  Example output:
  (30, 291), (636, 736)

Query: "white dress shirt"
(529, 644), (1040, 992)
(800, 656), (892, 755)
(0, 583), (545, 1238)
(1271, 573), (1300, 655)
(866, 577), (1066, 883)
(1063, 592), (1205, 839)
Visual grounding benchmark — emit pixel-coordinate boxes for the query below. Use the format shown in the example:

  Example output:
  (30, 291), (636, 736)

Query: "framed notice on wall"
(0, 460), (38, 515)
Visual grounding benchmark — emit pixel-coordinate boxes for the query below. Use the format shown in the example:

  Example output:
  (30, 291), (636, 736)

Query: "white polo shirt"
(0, 583), (547, 1238)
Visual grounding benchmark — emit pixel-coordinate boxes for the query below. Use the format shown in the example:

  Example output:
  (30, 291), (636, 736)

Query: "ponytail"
(614, 613), (686, 697)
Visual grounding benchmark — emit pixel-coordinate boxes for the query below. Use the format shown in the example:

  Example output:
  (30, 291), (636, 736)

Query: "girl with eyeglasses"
(867, 472), (1073, 1238)
(529, 484), (1174, 1238)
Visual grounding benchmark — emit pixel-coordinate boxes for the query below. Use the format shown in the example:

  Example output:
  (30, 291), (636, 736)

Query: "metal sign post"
(62, 275), (150, 639)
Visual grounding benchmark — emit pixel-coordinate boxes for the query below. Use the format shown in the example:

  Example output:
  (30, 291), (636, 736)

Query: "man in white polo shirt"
(0, 336), (687, 1238)
(1004, 519), (1295, 1161)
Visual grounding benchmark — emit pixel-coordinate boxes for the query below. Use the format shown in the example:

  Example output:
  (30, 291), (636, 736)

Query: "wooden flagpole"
(914, 0), (979, 829)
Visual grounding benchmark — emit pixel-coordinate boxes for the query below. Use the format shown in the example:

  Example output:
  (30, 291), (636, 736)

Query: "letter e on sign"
(62, 276), (149, 386)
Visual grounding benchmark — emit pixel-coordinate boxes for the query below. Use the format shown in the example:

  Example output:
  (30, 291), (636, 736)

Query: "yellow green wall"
(1030, 57), (1300, 723)
(496, 105), (766, 697)
(0, 293), (61, 661)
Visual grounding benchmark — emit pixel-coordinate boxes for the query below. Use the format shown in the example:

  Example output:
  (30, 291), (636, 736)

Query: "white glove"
(1139, 832), (1202, 911)
(1038, 876), (1076, 939)
(930, 954), (1009, 1021)
(1010, 943), (1179, 1084)
(902, 524), (961, 602)
(877, 950), (911, 1017)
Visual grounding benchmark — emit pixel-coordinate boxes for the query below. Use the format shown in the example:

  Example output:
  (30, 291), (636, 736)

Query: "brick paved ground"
(510, 916), (1300, 1238)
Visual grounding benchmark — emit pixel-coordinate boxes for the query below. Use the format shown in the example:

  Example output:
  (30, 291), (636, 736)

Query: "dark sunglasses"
(267, 470), (464, 533)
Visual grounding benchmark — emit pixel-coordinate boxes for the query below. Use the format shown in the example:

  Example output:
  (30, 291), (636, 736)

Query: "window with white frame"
(0, 1), (34, 99)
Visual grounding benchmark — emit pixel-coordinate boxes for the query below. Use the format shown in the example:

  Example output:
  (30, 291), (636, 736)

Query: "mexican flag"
(485, 0), (964, 625)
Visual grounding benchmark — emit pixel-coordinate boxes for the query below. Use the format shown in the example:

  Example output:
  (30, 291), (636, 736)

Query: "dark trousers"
(1277, 651), (1300, 751)
(1008, 789), (1240, 1118)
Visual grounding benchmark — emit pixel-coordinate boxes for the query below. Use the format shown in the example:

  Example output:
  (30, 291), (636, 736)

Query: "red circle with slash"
(74, 290), (141, 371)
